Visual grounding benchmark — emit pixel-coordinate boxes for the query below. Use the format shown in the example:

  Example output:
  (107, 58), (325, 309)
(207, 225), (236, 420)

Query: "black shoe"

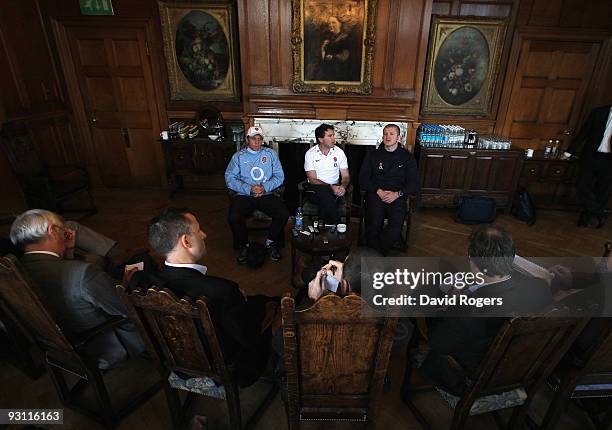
(237, 245), (248, 264)
(596, 213), (608, 229)
(577, 211), (590, 227)
(268, 243), (281, 262)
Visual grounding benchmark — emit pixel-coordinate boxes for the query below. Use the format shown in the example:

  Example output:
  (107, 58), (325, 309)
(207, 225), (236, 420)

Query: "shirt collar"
(246, 148), (261, 155)
(316, 145), (336, 155)
(24, 250), (61, 258)
(164, 261), (208, 276)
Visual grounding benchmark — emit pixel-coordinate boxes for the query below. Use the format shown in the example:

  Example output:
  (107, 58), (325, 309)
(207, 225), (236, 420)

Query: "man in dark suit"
(564, 104), (612, 228)
(147, 208), (275, 387)
(403, 225), (552, 396)
(9, 209), (145, 369)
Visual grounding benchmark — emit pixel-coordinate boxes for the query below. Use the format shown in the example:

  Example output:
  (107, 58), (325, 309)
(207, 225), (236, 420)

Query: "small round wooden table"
(290, 227), (352, 287)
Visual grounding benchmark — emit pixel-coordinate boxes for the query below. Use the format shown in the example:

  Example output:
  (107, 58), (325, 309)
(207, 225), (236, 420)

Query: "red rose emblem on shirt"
(333, 157), (337, 162)
(262, 156), (267, 163)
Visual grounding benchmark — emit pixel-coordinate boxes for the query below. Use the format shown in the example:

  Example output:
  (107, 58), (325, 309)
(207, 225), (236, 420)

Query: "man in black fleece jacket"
(359, 124), (420, 255)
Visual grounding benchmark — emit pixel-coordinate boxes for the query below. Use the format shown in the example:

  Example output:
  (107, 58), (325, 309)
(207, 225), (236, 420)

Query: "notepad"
(513, 255), (554, 284)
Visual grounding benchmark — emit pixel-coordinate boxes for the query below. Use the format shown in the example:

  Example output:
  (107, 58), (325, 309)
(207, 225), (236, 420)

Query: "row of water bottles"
(477, 135), (512, 150)
(417, 124), (466, 148)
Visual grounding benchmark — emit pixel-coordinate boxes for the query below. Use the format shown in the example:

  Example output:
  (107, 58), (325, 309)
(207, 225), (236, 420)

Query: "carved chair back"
(116, 286), (227, 380)
(281, 294), (397, 425)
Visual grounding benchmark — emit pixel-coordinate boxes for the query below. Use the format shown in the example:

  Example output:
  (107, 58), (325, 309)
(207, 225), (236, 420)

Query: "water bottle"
(544, 140), (553, 157)
(553, 139), (560, 158)
(295, 207), (303, 231)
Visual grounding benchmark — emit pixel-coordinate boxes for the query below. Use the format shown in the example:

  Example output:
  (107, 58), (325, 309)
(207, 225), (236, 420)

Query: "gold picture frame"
(158, 1), (239, 101)
(291, 0), (378, 94)
(421, 16), (506, 116)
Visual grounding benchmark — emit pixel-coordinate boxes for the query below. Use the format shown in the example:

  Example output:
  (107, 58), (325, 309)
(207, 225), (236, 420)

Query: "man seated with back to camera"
(303, 247), (384, 306)
(303, 123), (350, 224)
(271, 247), (384, 375)
(9, 209), (146, 369)
(147, 208), (278, 387)
(402, 225), (552, 397)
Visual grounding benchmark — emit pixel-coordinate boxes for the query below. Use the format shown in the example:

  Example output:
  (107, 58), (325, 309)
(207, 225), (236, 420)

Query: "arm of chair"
(71, 315), (129, 349)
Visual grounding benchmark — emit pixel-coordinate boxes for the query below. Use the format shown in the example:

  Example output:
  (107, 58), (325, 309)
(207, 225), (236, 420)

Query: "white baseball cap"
(246, 126), (264, 138)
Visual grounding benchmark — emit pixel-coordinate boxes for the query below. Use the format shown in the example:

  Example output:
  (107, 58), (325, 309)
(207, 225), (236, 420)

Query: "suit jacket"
(152, 265), (264, 361)
(567, 105), (612, 161)
(421, 274), (552, 394)
(20, 253), (136, 368)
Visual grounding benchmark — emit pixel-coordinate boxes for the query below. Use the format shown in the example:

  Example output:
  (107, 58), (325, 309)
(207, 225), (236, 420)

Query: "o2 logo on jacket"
(251, 166), (265, 181)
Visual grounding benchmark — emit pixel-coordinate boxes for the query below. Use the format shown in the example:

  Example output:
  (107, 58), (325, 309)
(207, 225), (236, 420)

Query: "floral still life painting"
(159, 1), (239, 101)
(422, 17), (506, 116)
(175, 11), (230, 92)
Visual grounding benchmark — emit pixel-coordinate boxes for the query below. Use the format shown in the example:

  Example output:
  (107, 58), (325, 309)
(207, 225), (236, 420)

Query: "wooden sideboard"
(161, 138), (237, 196)
(519, 154), (579, 210)
(417, 148), (524, 213)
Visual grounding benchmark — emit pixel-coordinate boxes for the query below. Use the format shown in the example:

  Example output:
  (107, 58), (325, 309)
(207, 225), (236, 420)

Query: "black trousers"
(228, 194), (289, 248)
(365, 192), (406, 255)
(577, 153), (612, 217)
(306, 184), (341, 224)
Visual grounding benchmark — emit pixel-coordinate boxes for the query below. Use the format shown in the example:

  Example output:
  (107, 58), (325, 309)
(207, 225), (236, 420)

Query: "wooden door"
(60, 24), (162, 186)
(500, 36), (601, 151)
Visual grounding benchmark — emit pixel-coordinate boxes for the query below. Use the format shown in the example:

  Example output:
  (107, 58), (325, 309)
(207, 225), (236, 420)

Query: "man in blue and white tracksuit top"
(225, 126), (289, 264)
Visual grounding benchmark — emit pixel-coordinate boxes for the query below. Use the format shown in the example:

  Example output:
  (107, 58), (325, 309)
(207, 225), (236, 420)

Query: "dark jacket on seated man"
(152, 265), (271, 374)
(416, 226), (553, 396)
(148, 208), (275, 387)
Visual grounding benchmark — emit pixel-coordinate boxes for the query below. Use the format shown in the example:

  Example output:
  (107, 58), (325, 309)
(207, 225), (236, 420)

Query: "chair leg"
(449, 405), (472, 430)
(404, 396), (433, 430)
(507, 397), (534, 430)
(226, 381), (242, 430)
(162, 384), (182, 429)
(89, 368), (117, 429)
(539, 380), (575, 430)
(46, 363), (72, 405)
(403, 212), (412, 251)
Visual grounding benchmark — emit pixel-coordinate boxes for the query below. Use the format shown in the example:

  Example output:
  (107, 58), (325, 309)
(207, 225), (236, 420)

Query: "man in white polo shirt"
(304, 123), (350, 224)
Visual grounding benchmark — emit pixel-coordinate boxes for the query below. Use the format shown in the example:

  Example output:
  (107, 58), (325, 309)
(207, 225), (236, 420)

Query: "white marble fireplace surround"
(253, 118), (408, 147)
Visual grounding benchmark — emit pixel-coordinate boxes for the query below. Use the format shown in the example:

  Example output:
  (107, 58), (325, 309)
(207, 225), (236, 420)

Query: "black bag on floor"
(455, 196), (497, 224)
(512, 189), (536, 225)
(246, 242), (267, 269)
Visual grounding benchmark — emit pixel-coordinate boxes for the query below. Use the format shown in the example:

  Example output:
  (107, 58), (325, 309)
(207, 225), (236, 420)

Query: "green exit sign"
(80, 0), (114, 15)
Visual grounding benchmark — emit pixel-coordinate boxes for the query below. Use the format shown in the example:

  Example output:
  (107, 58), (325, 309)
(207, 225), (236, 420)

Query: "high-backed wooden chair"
(403, 311), (589, 430)
(0, 255), (161, 429)
(0, 121), (96, 216)
(281, 294), (397, 429)
(358, 191), (415, 251)
(116, 285), (277, 430)
(540, 320), (612, 430)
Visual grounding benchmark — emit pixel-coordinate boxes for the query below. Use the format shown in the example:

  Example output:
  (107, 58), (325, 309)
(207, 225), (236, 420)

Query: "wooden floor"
(1, 188), (610, 430)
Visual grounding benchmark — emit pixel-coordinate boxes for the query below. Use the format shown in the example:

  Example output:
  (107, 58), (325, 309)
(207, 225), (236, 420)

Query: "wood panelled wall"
(238, 0), (433, 121)
(0, 0), (611, 208)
